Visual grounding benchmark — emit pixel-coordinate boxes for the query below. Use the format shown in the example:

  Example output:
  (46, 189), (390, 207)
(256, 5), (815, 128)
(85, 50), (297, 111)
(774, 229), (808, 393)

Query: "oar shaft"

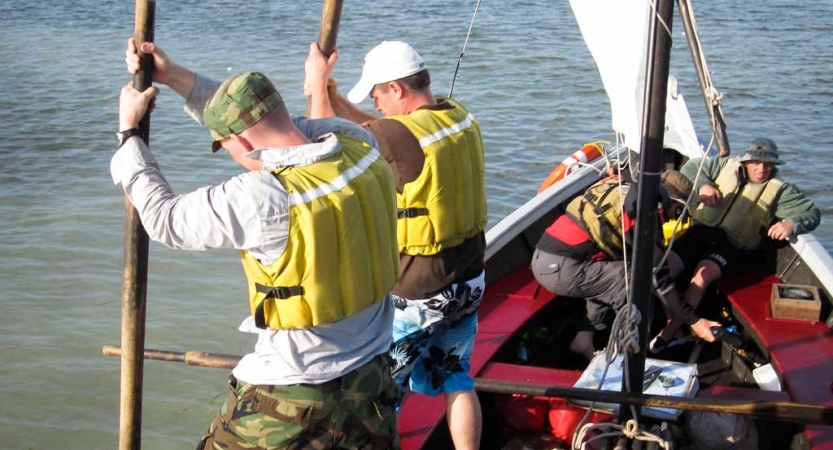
(103, 345), (833, 426)
(104, 345), (240, 370)
(475, 378), (833, 426)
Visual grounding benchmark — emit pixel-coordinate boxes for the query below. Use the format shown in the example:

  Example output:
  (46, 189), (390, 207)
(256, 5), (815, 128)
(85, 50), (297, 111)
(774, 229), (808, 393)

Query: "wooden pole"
(119, 2), (155, 449)
(317, 0), (343, 56)
(101, 345), (833, 426)
(306, 0), (343, 116)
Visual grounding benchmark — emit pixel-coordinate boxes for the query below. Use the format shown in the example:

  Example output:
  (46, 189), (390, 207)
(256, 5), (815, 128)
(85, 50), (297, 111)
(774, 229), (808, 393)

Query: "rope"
(448, 0), (482, 98)
(647, 0), (673, 40)
(574, 419), (672, 450)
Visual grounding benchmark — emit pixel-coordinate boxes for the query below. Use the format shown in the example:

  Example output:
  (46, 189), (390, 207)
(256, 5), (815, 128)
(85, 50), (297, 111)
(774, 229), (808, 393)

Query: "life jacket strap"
(254, 283), (305, 329)
(397, 208), (429, 219)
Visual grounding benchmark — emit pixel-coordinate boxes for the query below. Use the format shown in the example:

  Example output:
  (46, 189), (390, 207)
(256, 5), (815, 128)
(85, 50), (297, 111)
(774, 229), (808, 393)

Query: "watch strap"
(116, 128), (143, 147)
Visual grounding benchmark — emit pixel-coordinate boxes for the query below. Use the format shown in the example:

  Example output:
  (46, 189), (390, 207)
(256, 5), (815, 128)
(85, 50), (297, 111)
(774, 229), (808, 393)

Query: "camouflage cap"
(660, 169), (693, 204)
(203, 72), (284, 152)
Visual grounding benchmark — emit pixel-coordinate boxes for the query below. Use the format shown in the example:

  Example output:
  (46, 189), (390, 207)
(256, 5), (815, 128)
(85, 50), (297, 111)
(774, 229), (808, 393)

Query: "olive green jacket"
(681, 156), (820, 237)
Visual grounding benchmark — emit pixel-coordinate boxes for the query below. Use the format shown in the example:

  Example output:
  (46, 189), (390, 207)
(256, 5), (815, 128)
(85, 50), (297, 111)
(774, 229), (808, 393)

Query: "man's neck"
(402, 90), (438, 114)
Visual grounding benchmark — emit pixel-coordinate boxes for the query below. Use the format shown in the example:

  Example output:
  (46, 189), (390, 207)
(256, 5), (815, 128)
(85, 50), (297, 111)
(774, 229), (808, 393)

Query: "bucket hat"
(739, 138), (784, 165)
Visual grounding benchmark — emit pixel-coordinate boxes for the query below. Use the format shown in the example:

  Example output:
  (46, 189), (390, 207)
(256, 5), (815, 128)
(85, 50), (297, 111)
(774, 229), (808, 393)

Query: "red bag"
(548, 397), (614, 446)
(494, 394), (551, 433)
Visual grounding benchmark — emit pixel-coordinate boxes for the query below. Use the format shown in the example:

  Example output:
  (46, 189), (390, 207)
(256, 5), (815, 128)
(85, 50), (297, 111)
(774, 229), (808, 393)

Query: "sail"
(570, 0), (701, 160)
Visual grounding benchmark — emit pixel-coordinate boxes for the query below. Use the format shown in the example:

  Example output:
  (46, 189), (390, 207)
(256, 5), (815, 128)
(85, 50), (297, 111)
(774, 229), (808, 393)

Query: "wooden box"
(770, 283), (821, 322)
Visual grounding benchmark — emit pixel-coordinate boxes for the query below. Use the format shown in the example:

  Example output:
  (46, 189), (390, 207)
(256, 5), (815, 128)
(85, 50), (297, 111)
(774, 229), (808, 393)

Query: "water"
(0, 1), (830, 448)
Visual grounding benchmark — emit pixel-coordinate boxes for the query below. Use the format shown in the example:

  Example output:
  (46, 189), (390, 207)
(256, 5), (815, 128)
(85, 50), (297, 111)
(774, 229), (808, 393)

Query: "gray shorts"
(531, 249), (628, 330)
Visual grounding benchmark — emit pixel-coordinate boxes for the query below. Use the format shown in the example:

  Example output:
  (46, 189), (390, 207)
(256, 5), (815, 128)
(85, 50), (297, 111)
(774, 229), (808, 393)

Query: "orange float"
(538, 142), (605, 193)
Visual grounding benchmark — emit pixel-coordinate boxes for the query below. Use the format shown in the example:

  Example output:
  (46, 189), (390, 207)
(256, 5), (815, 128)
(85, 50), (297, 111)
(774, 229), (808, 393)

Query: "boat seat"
(718, 271), (833, 449)
(478, 361), (582, 386)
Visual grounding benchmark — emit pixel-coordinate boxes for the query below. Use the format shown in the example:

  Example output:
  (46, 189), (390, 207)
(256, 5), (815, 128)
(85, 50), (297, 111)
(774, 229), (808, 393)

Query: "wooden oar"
(101, 345), (833, 426)
(475, 378), (833, 427)
(104, 345), (240, 370)
(119, 2), (155, 450)
(306, 0), (343, 116)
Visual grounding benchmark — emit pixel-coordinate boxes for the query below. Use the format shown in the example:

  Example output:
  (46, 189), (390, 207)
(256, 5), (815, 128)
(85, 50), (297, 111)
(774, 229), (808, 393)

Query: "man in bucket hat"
(651, 138), (820, 353)
(118, 39), (402, 449)
(305, 41), (486, 450)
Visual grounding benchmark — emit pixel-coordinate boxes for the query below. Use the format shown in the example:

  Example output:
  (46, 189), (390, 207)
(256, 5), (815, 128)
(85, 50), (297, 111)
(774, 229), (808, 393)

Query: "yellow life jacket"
(240, 134), (399, 330)
(662, 217), (693, 247)
(388, 97), (488, 256)
(565, 178), (630, 259)
(693, 158), (785, 250)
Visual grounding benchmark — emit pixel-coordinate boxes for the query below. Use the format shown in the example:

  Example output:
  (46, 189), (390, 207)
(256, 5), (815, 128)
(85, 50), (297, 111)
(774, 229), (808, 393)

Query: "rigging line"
(679, 0), (727, 143)
(647, 0), (672, 40)
(654, 135), (716, 273)
(448, 0), (483, 98)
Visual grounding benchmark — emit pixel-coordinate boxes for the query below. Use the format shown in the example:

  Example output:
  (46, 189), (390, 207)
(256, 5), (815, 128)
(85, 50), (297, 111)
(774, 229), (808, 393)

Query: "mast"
(622, 0), (674, 421)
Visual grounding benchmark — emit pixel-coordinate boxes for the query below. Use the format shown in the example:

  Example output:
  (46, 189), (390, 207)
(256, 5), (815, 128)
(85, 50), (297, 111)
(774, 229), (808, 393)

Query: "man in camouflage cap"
(652, 137), (820, 353)
(203, 71), (285, 153)
(117, 39), (402, 449)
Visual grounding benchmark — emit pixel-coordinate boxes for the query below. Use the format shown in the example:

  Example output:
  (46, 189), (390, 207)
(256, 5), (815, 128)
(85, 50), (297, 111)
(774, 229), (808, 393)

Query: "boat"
(108, 1), (833, 449)
(396, 0), (833, 449)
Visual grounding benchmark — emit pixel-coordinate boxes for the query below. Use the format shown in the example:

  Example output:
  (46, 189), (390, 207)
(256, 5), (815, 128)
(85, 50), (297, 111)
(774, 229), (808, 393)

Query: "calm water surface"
(0, 1), (831, 448)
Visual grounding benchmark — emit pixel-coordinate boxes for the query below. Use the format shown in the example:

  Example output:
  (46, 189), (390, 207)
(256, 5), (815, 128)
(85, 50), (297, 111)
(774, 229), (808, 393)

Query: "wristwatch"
(115, 128), (143, 147)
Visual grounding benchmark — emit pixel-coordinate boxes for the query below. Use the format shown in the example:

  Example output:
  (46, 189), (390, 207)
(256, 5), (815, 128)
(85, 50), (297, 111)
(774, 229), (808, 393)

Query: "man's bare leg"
(446, 390), (482, 450)
(657, 259), (722, 341)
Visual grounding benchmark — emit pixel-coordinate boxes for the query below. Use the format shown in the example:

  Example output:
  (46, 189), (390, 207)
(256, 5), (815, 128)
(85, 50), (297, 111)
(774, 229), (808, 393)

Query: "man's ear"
(389, 81), (405, 99)
(227, 132), (254, 152)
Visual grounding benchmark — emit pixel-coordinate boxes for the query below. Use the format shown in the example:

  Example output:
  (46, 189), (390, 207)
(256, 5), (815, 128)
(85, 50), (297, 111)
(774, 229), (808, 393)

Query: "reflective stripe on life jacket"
(240, 134), (399, 330)
(388, 97), (487, 256)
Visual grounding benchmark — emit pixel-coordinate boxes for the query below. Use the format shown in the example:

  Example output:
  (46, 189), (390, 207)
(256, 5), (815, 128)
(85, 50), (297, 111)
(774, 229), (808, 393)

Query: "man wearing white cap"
(306, 41), (487, 450)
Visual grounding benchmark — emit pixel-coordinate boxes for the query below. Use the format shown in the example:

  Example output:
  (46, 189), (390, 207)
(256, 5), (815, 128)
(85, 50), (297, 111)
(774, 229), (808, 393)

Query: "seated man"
(531, 170), (720, 359)
(654, 138), (821, 348)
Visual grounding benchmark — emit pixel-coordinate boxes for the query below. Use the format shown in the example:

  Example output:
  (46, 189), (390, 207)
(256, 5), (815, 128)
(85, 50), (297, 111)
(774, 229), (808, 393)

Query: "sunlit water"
(0, 1), (830, 448)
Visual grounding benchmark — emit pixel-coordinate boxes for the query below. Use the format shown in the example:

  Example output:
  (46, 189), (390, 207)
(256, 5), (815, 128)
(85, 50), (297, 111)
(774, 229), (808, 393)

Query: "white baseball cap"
(347, 41), (427, 104)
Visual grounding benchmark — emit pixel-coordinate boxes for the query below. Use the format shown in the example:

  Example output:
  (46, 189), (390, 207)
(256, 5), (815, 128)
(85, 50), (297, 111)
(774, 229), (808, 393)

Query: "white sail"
(570, 0), (702, 160)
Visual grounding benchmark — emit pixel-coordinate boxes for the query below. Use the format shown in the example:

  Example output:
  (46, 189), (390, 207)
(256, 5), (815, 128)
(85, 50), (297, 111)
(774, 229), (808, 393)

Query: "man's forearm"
(329, 90), (378, 124)
(164, 63), (197, 100)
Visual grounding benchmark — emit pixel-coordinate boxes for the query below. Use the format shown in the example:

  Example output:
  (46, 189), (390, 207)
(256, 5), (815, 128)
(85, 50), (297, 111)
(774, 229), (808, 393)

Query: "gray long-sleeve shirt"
(110, 74), (394, 385)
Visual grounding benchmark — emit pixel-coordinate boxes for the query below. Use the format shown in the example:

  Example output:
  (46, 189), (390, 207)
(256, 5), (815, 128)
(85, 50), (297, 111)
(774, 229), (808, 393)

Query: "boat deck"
(399, 265), (833, 449)
(720, 272), (833, 449)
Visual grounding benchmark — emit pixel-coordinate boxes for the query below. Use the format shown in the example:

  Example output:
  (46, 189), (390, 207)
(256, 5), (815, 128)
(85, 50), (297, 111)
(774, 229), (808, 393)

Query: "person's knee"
(666, 250), (684, 278)
(693, 259), (722, 285)
(569, 330), (596, 359)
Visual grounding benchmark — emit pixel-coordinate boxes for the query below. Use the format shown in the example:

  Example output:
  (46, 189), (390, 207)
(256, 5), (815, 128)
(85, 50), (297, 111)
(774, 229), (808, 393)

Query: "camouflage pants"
(197, 354), (401, 450)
